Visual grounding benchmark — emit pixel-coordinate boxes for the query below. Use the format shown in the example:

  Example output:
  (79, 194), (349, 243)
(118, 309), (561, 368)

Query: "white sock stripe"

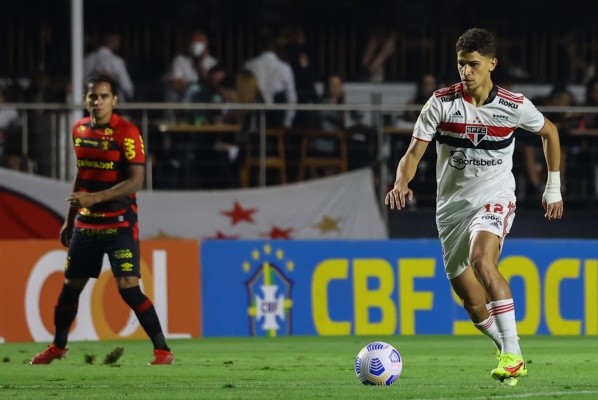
(476, 317), (494, 330)
(488, 299), (514, 307)
(489, 304), (515, 315)
(490, 299), (521, 356)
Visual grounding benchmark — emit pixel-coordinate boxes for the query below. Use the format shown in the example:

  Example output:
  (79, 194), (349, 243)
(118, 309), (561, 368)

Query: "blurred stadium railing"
(3, 101), (597, 211)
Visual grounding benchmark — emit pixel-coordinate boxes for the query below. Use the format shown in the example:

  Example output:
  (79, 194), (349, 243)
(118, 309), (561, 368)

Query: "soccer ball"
(354, 341), (403, 386)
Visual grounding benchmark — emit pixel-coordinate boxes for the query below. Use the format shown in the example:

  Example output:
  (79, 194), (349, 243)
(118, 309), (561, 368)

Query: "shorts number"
(484, 203), (504, 213)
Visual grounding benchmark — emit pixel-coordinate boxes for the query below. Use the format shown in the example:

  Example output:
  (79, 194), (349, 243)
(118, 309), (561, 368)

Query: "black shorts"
(65, 227), (141, 279)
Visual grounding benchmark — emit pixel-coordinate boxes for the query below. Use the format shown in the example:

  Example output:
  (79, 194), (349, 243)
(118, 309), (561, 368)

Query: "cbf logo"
(466, 125), (487, 146)
(244, 243), (294, 336)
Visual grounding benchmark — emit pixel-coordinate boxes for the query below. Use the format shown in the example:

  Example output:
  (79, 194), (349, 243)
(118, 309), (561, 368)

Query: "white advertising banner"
(0, 167), (387, 240)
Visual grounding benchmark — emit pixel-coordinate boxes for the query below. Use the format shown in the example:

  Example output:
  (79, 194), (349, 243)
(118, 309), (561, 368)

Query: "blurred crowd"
(0, 21), (596, 206)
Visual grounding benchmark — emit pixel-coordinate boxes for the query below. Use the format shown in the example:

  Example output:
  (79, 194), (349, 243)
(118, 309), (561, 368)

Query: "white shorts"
(437, 200), (516, 280)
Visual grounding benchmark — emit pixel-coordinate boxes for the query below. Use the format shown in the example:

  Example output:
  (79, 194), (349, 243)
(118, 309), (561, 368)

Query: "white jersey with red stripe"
(413, 83), (545, 224)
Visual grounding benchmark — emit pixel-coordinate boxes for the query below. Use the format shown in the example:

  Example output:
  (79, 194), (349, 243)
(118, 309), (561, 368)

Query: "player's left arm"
(536, 116), (564, 220)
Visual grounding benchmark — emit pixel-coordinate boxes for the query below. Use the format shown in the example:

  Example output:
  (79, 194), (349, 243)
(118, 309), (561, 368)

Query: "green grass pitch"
(0, 335), (596, 399)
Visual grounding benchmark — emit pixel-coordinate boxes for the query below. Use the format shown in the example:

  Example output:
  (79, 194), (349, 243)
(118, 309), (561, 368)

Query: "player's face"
(84, 82), (118, 125)
(457, 51), (497, 92)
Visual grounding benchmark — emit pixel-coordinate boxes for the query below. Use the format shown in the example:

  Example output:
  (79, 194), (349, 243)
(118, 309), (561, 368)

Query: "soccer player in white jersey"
(385, 28), (564, 383)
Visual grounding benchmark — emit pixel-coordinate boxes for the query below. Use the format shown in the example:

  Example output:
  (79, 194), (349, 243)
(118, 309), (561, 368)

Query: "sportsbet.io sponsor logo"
(449, 150), (503, 170)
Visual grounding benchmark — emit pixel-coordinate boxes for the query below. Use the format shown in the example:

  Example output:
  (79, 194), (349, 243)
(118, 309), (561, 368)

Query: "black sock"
(119, 286), (170, 351)
(53, 284), (83, 349)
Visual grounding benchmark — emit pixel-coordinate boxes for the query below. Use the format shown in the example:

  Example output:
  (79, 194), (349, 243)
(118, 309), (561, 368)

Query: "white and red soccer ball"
(354, 341), (403, 386)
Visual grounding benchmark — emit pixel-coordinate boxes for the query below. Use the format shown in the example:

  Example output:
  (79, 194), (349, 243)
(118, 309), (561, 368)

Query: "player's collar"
(90, 113), (118, 129)
(483, 84), (498, 105)
(461, 83), (498, 106)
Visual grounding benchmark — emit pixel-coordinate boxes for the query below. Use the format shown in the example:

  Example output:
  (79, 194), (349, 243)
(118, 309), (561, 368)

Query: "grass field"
(0, 335), (596, 399)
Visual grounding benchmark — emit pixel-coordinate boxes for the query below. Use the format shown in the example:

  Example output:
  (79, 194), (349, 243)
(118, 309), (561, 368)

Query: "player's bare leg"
(469, 231), (527, 381)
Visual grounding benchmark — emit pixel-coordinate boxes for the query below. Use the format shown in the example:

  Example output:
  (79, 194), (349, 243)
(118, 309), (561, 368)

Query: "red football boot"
(149, 349), (174, 365)
(30, 345), (68, 365)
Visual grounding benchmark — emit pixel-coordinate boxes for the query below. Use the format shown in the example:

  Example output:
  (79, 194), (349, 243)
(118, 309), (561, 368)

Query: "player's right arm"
(536, 116), (564, 220)
(60, 175), (81, 247)
(385, 137), (429, 210)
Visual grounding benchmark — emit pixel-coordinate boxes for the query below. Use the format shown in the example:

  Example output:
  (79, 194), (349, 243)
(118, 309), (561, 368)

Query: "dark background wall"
(388, 207), (598, 239)
(1, 0), (597, 86)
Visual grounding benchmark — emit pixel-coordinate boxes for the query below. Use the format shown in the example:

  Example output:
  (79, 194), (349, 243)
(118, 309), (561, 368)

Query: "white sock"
(488, 299), (522, 356)
(474, 314), (502, 352)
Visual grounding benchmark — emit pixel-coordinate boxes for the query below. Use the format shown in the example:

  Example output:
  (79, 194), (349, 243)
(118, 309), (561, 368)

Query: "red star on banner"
(263, 226), (294, 239)
(220, 200), (257, 226)
(209, 231), (239, 240)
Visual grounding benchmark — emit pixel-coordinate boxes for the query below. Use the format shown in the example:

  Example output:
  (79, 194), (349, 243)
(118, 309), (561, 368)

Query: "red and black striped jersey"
(72, 113), (145, 229)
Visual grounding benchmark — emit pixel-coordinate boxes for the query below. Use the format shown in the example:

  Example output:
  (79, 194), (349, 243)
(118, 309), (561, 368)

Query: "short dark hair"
(456, 28), (496, 57)
(86, 74), (119, 96)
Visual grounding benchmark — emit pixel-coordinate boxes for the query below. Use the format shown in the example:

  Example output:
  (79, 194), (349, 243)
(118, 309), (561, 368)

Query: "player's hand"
(59, 222), (73, 247)
(385, 184), (414, 210)
(542, 172), (563, 221)
(542, 198), (564, 221)
(67, 192), (97, 209)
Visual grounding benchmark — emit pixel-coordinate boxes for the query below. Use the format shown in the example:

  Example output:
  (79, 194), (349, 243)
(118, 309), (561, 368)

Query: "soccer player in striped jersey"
(385, 28), (564, 383)
(31, 74), (174, 366)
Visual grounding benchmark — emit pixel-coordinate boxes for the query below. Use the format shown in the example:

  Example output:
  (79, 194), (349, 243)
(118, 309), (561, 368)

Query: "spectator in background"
(282, 24), (319, 127)
(165, 30), (218, 105)
(0, 85), (22, 170)
(211, 69), (268, 188)
(581, 78), (598, 129)
(229, 69), (264, 131)
(84, 32), (134, 101)
(182, 63), (235, 189)
(315, 73), (375, 172)
(319, 74), (345, 132)
(183, 63), (229, 125)
(244, 28), (297, 128)
(302, 74), (347, 176)
(404, 73), (439, 123)
(360, 27), (397, 82)
(544, 85), (580, 130)
(289, 44), (321, 129)
(556, 32), (595, 85)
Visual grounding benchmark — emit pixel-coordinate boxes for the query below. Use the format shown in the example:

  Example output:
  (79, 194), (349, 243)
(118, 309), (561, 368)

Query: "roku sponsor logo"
(498, 98), (519, 109)
(440, 96), (457, 103)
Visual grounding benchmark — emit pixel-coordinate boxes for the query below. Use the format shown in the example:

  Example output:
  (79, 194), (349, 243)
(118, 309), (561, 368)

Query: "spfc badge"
(466, 125), (487, 146)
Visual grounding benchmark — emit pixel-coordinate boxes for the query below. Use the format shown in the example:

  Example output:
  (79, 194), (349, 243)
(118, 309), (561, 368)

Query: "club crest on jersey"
(466, 126), (487, 146)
